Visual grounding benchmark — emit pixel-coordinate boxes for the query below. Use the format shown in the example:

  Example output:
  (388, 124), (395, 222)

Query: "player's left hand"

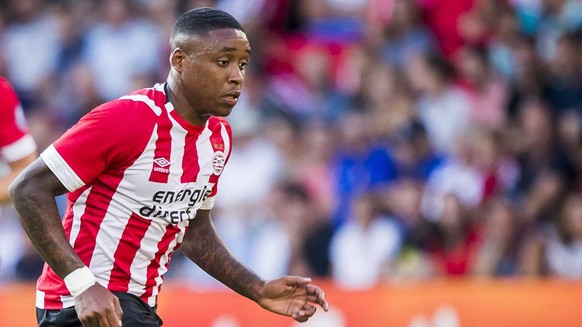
(257, 275), (329, 323)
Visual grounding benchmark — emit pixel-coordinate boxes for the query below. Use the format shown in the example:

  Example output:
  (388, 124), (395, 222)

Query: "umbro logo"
(154, 157), (171, 167)
(153, 157), (171, 174)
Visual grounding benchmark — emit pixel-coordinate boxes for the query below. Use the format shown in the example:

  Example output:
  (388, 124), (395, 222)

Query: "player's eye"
(239, 62), (248, 70)
(218, 60), (229, 67)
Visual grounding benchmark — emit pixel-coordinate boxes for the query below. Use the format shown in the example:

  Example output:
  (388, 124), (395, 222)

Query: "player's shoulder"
(89, 85), (167, 120)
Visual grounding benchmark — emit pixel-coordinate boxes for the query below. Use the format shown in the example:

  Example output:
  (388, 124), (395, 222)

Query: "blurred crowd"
(2, 0), (582, 289)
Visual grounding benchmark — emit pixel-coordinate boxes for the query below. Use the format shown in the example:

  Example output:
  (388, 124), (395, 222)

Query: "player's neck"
(165, 79), (209, 127)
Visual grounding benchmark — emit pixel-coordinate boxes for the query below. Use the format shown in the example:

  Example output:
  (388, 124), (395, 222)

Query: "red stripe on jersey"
(180, 130), (201, 183)
(108, 213), (153, 292)
(140, 224), (181, 303)
(149, 109), (172, 183)
(73, 180), (122, 265)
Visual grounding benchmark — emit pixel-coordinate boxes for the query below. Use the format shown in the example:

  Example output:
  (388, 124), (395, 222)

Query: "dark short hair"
(172, 7), (244, 39)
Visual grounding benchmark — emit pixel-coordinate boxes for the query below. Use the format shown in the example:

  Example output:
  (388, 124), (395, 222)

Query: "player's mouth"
(223, 91), (240, 106)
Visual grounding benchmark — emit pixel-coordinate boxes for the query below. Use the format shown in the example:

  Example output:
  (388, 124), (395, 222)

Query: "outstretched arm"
(9, 159), (122, 327)
(180, 210), (329, 322)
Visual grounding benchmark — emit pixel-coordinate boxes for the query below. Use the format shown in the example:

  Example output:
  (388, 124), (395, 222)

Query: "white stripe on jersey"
(69, 187), (91, 246)
(119, 94), (162, 116)
(90, 195), (134, 283)
(166, 113), (188, 184)
(127, 222), (166, 296)
(35, 289), (45, 309)
(144, 227), (184, 307)
(40, 145), (85, 192)
(1, 134), (36, 161)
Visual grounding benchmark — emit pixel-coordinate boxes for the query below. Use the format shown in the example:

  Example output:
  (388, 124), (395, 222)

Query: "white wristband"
(64, 266), (97, 297)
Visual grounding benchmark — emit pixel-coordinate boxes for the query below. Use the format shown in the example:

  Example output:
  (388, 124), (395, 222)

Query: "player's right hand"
(74, 284), (123, 327)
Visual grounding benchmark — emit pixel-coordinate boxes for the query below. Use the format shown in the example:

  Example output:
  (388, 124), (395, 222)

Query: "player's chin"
(213, 105), (235, 117)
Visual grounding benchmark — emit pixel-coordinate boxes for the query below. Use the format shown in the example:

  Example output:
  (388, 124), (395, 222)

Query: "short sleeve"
(41, 100), (155, 192)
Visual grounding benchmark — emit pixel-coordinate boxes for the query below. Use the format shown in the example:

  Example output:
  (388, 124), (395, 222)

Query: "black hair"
(172, 7), (244, 39)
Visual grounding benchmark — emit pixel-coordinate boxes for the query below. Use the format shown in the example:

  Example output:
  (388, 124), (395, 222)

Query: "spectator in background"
(383, 179), (436, 280)
(421, 130), (484, 222)
(292, 122), (336, 220)
(544, 193), (582, 278)
(544, 31), (582, 113)
(427, 193), (479, 276)
(293, 124), (336, 277)
(406, 52), (471, 156)
(0, 0), (62, 110)
(419, 0), (477, 57)
(522, 193), (582, 277)
(330, 193), (402, 288)
(455, 45), (509, 129)
(245, 182), (308, 280)
(488, 8), (521, 79)
(534, 0), (582, 62)
(331, 111), (398, 227)
(465, 127), (519, 201)
(360, 57), (416, 142)
(390, 120), (444, 182)
(257, 182), (318, 278)
(82, 0), (163, 100)
(379, 0), (437, 71)
(471, 196), (524, 277)
(505, 35), (549, 121)
(512, 99), (576, 223)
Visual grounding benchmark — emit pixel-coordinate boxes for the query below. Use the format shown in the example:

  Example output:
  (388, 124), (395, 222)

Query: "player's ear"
(170, 48), (187, 73)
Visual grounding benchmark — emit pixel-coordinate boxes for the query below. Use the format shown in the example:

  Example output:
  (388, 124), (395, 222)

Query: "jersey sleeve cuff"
(40, 145), (85, 192)
(1, 134), (36, 161)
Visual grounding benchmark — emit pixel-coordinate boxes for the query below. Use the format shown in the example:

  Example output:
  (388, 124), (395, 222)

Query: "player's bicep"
(11, 158), (69, 198)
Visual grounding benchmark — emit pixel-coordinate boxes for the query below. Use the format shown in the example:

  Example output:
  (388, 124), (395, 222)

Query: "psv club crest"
(212, 151), (225, 175)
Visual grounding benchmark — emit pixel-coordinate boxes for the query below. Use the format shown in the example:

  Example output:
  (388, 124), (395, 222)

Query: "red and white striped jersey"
(0, 77), (36, 162)
(36, 83), (232, 309)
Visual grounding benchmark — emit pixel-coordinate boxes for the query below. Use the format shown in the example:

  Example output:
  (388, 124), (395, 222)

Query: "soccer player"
(9, 8), (328, 327)
(0, 76), (37, 204)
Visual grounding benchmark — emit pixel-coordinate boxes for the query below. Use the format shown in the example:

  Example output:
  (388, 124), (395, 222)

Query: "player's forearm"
(9, 161), (84, 278)
(181, 217), (265, 302)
